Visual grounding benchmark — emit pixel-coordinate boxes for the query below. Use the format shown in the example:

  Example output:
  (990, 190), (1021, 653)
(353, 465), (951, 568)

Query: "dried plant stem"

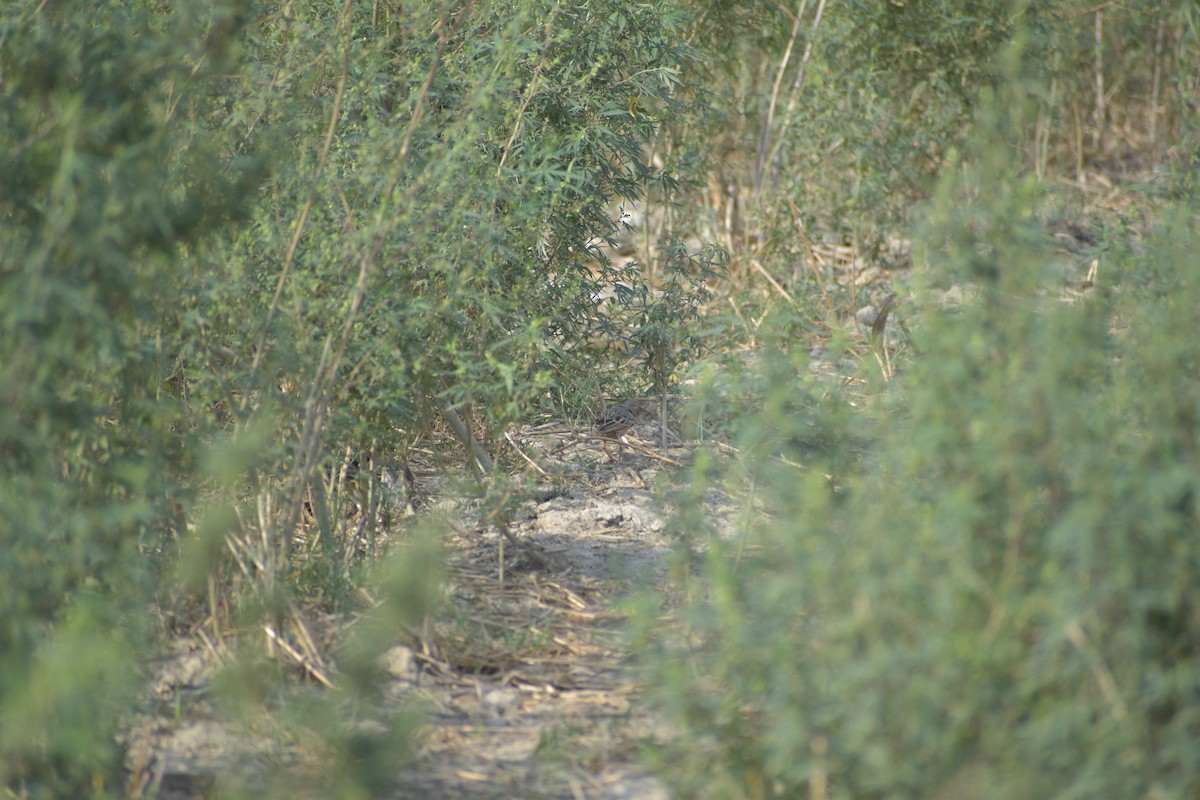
(751, 257), (797, 308)
(1065, 619), (1128, 721)
(441, 401), (494, 477)
(755, 0), (807, 196)
(1150, 8), (1165, 147)
(789, 197), (835, 319)
(497, 7), (560, 176)
(763, 0), (827, 189)
(241, 0), (354, 415)
(1093, 10), (1104, 148)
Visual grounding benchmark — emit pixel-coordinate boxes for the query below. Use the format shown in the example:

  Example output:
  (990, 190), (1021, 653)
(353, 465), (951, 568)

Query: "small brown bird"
(595, 400), (641, 462)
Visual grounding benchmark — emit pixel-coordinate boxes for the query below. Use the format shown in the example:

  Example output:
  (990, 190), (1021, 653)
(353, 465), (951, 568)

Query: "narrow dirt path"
(129, 418), (726, 799)
(392, 451), (705, 799)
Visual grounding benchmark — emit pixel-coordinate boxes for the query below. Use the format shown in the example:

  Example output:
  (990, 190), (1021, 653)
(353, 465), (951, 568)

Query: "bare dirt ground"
(127, 412), (730, 800)
(392, 463), (692, 800)
(388, 416), (723, 800)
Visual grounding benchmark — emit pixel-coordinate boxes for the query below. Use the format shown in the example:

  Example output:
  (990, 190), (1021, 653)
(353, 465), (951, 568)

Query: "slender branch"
(754, 0), (807, 196)
(240, 0), (355, 416)
(762, 0), (827, 200)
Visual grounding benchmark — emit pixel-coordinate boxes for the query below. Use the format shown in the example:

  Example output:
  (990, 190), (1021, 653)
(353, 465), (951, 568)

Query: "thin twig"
(595, 438), (681, 466)
(789, 196), (836, 318)
(264, 624), (335, 689)
(755, 0), (808, 195)
(504, 429), (551, 478)
(763, 0), (828, 201)
(497, 6), (562, 176)
(751, 258), (797, 307)
(477, 488), (549, 570)
(1093, 10), (1104, 149)
(442, 400), (494, 477)
(241, 0), (355, 416)
(1064, 619), (1127, 721)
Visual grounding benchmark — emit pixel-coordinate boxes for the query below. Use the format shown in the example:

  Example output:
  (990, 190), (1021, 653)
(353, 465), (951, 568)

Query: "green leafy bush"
(0, 1), (260, 794)
(637, 41), (1200, 800)
(208, 0), (707, 455)
(3, 0), (717, 793)
(667, 0), (1199, 289)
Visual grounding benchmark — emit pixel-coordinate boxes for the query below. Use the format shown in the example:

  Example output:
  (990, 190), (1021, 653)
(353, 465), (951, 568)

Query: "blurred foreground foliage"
(0, 2), (258, 793)
(636, 32), (1200, 800)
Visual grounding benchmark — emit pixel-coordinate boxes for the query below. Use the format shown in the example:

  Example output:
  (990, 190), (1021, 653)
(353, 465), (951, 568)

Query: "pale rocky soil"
(126, 413), (733, 800)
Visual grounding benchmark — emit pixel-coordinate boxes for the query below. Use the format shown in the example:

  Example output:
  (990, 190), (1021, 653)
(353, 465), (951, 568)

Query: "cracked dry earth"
(129, 414), (733, 800)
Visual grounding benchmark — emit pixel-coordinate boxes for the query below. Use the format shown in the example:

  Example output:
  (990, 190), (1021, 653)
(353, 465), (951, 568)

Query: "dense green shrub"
(2, 0), (715, 794)
(637, 41), (1200, 800)
(669, 0), (1199, 274)
(0, 1), (260, 794)
(206, 0), (709, 459)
